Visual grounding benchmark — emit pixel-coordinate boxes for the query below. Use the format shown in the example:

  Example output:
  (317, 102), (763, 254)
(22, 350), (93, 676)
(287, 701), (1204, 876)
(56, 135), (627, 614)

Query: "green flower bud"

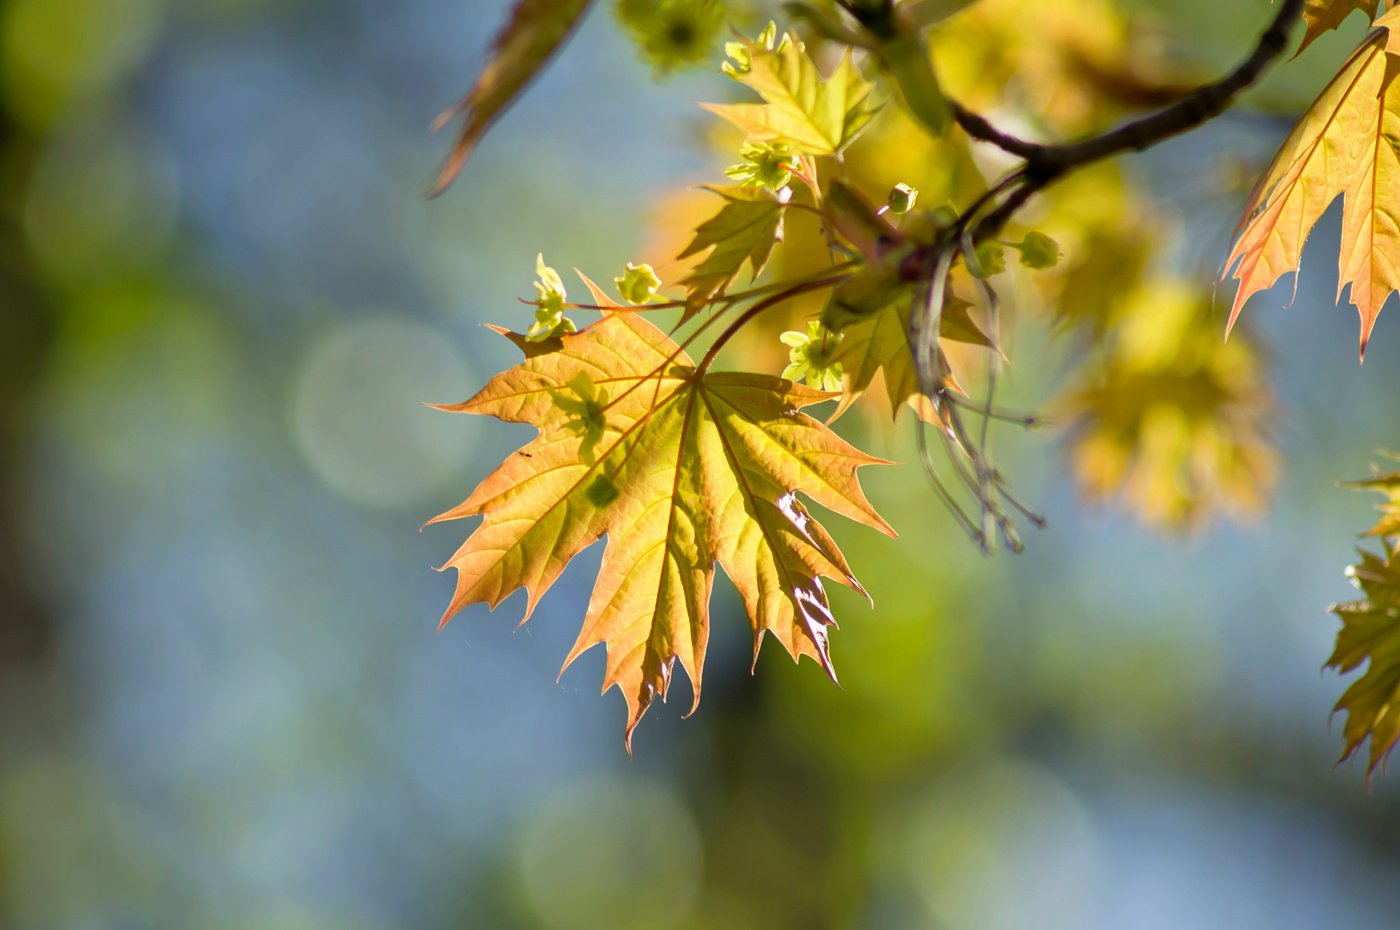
(756, 21), (780, 50)
(615, 262), (663, 305)
(886, 182), (919, 215)
(721, 21), (793, 77)
(1016, 231), (1062, 270)
(722, 41), (752, 77)
(971, 242), (1006, 278)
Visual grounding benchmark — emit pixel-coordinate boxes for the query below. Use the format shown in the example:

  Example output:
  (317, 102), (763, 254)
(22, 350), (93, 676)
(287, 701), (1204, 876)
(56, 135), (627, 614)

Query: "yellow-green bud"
(971, 242), (1006, 278)
(722, 20), (781, 77)
(1017, 231), (1061, 270)
(615, 262), (663, 304)
(887, 182), (919, 215)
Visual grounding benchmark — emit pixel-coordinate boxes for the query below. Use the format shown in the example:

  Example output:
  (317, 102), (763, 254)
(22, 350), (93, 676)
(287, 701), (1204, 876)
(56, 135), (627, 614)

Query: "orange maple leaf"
(1225, 7), (1400, 358)
(430, 312), (894, 748)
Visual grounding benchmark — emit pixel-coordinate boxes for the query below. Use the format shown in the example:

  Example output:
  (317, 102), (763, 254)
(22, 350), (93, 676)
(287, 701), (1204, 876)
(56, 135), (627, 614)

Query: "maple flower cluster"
(615, 262), (662, 304)
(527, 254), (576, 341)
(971, 232), (1062, 278)
(781, 321), (844, 392)
(725, 141), (798, 191)
(615, 0), (726, 74)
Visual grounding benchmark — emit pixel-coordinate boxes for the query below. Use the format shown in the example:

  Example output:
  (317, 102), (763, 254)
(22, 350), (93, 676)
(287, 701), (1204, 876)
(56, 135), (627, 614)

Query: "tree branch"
(948, 0), (1304, 242)
(905, 0), (1303, 545)
(950, 101), (1044, 160)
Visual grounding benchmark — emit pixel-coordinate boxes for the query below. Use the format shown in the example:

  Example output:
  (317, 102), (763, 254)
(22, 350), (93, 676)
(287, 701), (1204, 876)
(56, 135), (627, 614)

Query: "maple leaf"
(1342, 453), (1400, 537)
(1224, 8), (1400, 358)
(1329, 544), (1400, 778)
(827, 288), (991, 421)
(1297, 0), (1380, 57)
(430, 0), (592, 195)
(678, 186), (788, 317)
(430, 312), (893, 748)
(814, 181), (993, 419)
(1062, 282), (1276, 531)
(704, 38), (876, 156)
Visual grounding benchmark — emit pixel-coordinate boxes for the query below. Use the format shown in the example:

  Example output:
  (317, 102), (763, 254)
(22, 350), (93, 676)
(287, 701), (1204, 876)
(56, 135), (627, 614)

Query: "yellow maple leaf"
(703, 35), (876, 156)
(1298, 0), (1381, 57)
(1062, 282), (1277, 531)
(1224, 8), (1400, 358)
(430, 312), (894, 748)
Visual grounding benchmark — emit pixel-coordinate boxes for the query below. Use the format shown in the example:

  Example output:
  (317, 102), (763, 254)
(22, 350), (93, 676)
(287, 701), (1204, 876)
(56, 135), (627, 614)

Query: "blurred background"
(2, 0), (1400, 927)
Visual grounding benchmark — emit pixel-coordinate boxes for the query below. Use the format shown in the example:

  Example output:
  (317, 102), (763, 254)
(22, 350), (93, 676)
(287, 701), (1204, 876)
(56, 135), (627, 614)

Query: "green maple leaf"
(1329, 545), (1400, 778)
(827, 286), (991, 421)
(704, 37), (876, 156)
(1342, 455), (1400, 538)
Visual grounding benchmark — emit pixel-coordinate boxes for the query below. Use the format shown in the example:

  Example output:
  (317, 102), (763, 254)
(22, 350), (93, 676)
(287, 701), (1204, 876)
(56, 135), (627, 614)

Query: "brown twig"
(698, 273), (854, 372)
(908, 0), (1303, 550)
(948, 0), (1304, 243)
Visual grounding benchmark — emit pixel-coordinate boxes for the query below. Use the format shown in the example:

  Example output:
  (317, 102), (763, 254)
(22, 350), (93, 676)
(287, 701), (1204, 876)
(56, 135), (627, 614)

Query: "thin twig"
(916, 420), (984, 545)
(698, 273), (853, 371)
(961, 0), (1304, 242)
(950, 101), (1045, 159)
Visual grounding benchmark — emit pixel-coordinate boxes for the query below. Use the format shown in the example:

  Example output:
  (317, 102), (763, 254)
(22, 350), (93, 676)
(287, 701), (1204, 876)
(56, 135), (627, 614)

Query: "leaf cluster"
(424, 0), (1400, 764)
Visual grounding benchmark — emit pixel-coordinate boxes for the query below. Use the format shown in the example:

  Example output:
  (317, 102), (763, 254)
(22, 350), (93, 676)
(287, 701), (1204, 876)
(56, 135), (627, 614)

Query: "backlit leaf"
(1342, 454), (1400, 537)
(1329, 544), (1400, 778)
(827, 282), (990, 422)
(431, 312), (893, 748)
(678, 186), (788, 317)
(1063, 282), (1276, 531)
(430, 0), (592, 196)
(1297, 0), (1379, 57)
(703, 39), (876, 155)
(1224, 9), (1400, 358)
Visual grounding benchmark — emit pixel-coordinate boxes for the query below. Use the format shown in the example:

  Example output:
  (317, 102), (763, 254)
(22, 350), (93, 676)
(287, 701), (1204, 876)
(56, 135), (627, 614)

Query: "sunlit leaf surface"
(431, 312), (893, 747)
